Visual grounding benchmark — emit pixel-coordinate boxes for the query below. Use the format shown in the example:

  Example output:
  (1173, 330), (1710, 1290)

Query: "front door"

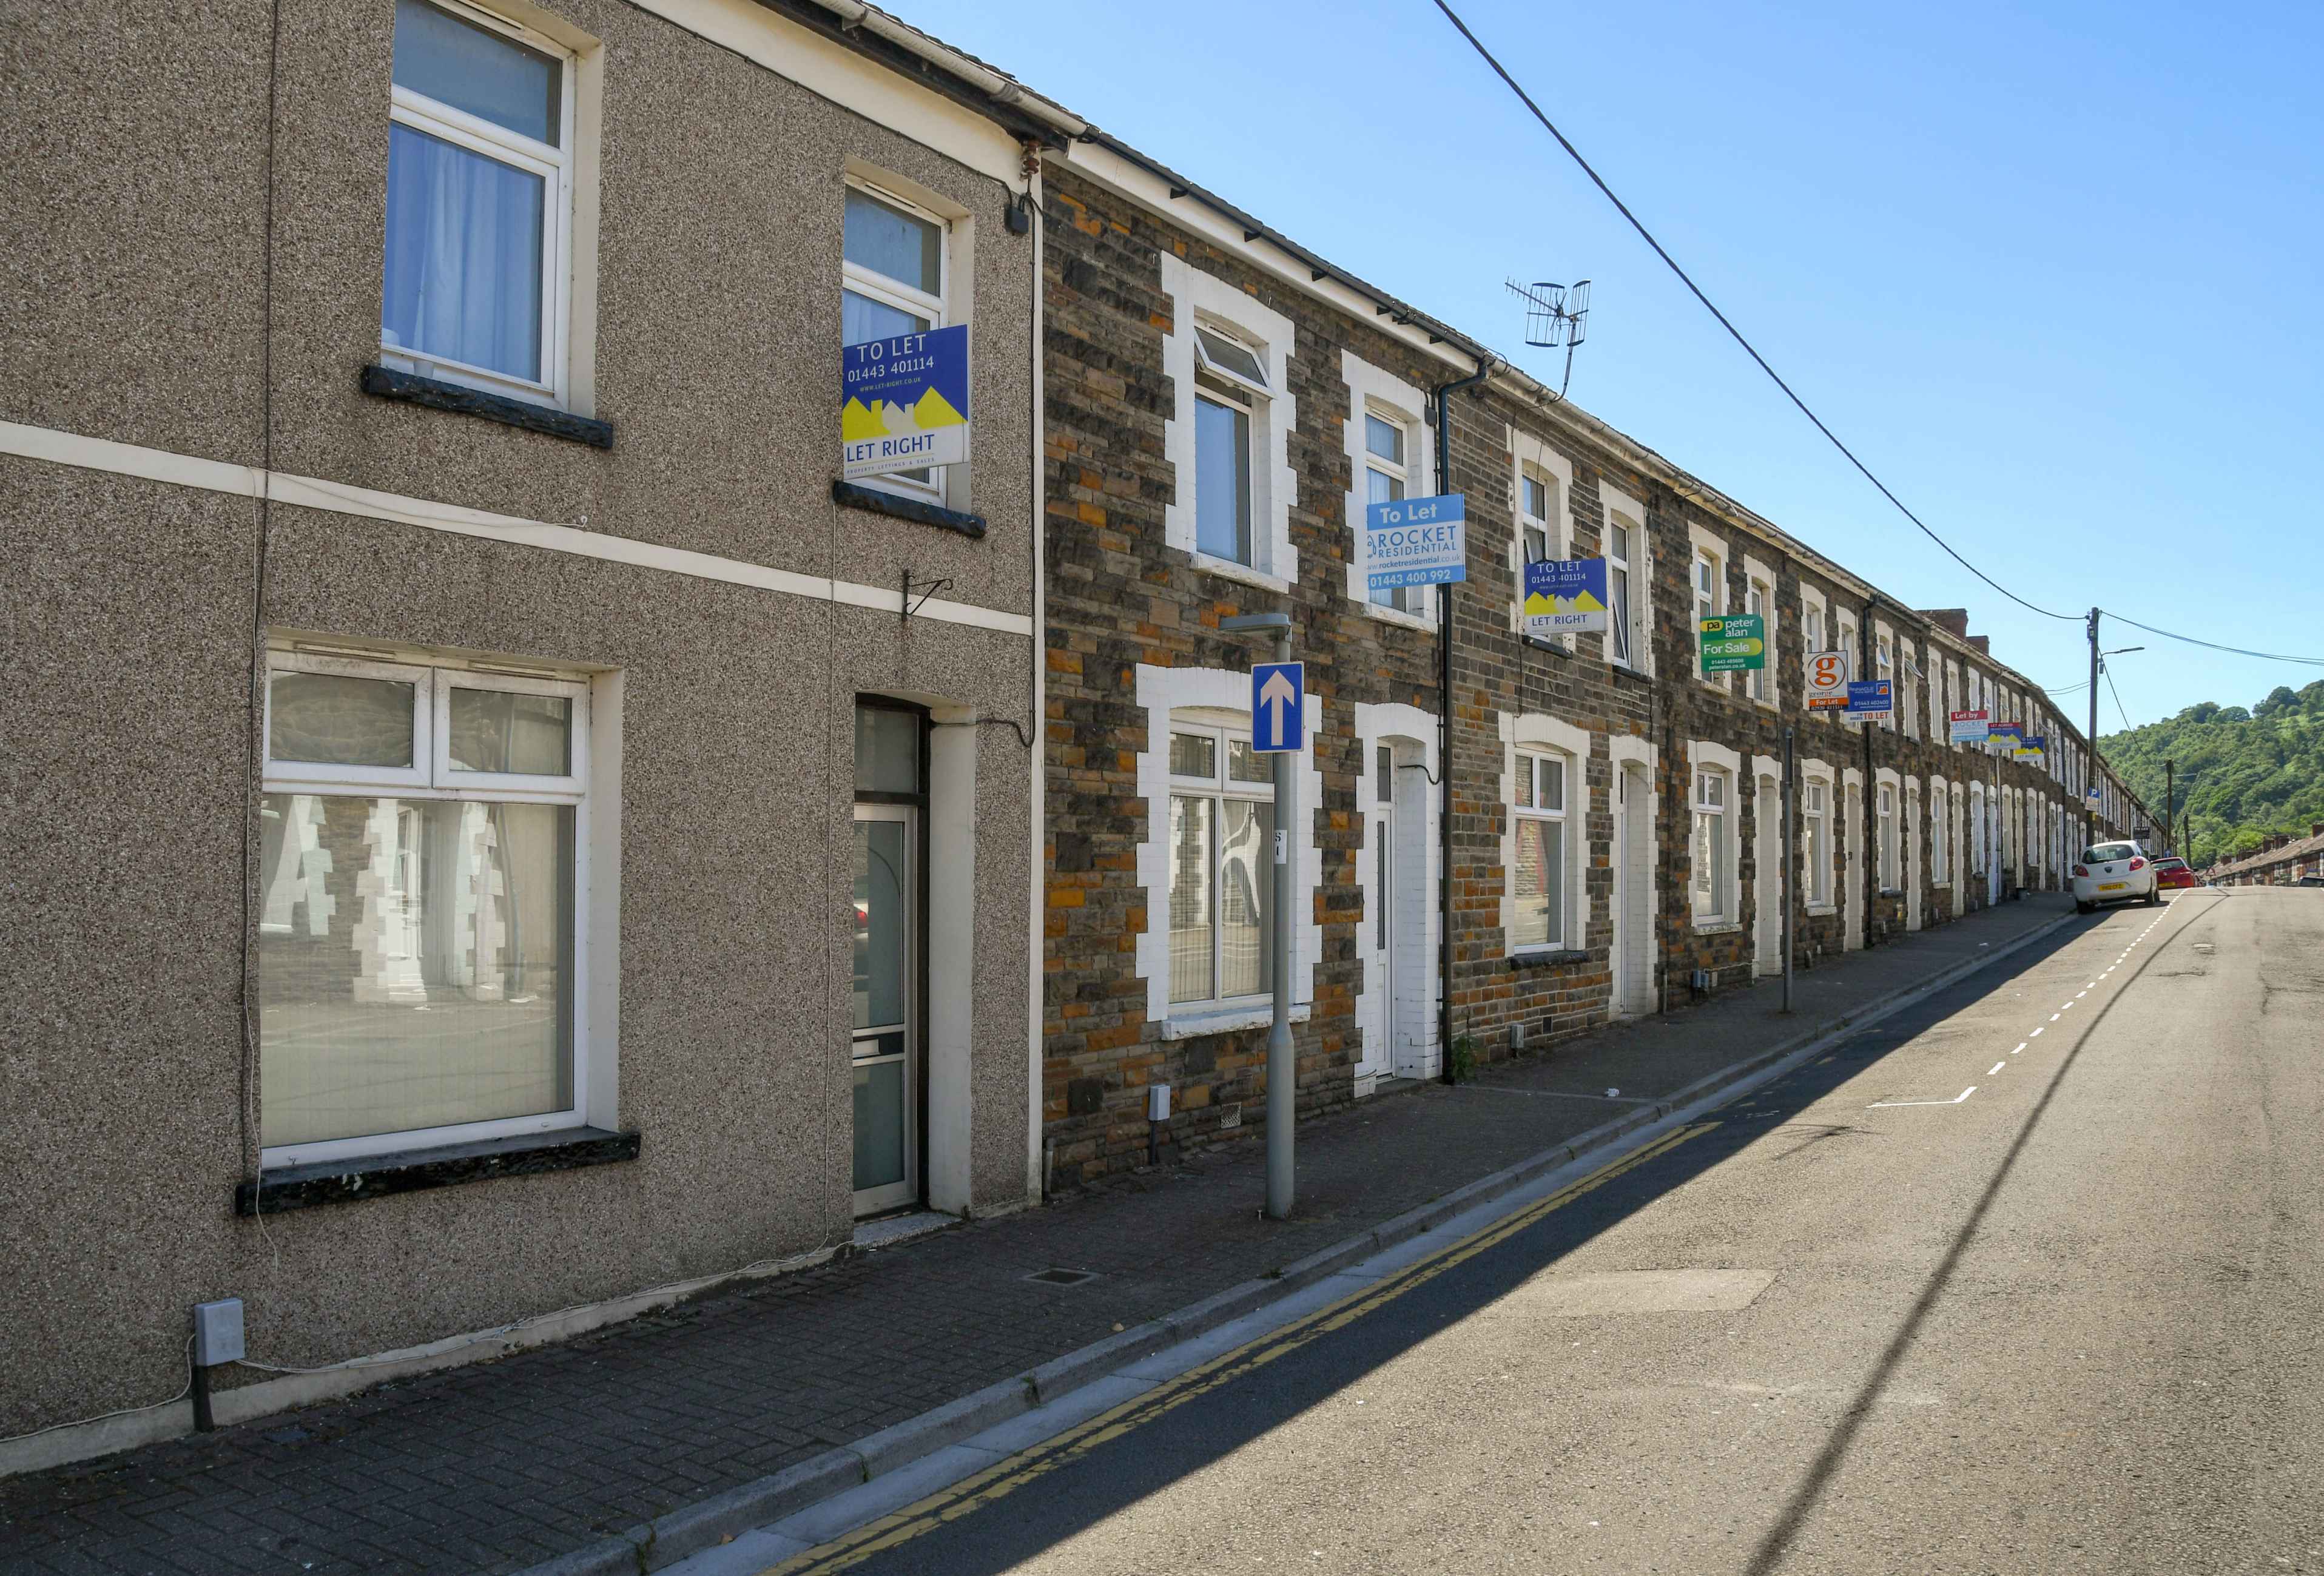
(1615, 763), (1654, 1015)
(1359, 806), (1394, 1083)
(851, 806), (917, 1216)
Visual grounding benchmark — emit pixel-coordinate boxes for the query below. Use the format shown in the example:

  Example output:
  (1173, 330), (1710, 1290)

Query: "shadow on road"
(797, 904), (2227, 1576)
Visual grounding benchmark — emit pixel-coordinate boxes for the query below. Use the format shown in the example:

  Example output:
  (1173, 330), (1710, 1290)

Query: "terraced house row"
(2, 0), (2152, 1456)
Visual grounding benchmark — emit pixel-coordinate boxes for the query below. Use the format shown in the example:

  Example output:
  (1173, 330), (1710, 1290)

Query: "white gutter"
(812, 1), (1086, 136)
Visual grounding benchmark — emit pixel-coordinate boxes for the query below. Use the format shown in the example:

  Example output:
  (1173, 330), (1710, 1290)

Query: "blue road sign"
(1251, 661), (1304, 753)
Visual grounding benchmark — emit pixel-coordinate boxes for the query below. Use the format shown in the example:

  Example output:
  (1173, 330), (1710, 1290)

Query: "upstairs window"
(1520, 471), (1554, 564)
(1694, 550), (1726, 684)
(843, 183), (950, 500)
(1512, 752), (1569, 951)
(383, 0), (573, 402)
(1364, 408), (1424, 614)
(1167, 725), (1275, 1006)
(1747, 581), (1771, 702)
(1193, 326), (1269, 565)
(1606, 518), (1640, 666)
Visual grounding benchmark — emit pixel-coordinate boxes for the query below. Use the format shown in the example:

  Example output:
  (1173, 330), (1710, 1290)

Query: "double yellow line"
(763, 1120), (1719, 1574)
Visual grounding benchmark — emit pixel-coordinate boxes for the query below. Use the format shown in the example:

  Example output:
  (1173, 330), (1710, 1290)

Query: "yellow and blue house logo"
(842, 325), (970, 481)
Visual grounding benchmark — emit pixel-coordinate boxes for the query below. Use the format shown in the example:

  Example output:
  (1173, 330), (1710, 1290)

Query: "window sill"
(236, 1126), (639, 1215)
(1510, 948), (1590, 969)
(1520, 635), (1573, 658)
(1691, 920), (1744, 935)
(1805, 903), (1838, 916)
(1609, 661), (1653, 686)
(1193, 553), (1292, 595)
(1362, 601), (1438, 633)
(1878, 887), (1906, 898)
(833, 479), (988, 539)
(1160, 1001), (1312, 1041)
(360, 365), (613, 449)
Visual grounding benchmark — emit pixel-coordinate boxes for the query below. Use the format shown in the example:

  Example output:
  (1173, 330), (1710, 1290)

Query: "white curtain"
(382, 123), (544, 382)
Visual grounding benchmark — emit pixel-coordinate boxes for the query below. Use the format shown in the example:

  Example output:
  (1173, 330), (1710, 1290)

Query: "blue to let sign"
(1365, 495), (1466, 591)
(1845, 679), (1893, 715)
(842, 325), (970, 480)
(1251, 662), (1304, 753)
(1522, 557), (1609, 638)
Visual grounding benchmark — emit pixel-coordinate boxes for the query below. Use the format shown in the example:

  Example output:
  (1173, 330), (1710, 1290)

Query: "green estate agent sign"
(1697, 614), (1766, 675)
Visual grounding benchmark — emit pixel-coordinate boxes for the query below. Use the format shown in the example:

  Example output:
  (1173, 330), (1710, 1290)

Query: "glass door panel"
(851, 811), (915, 1213)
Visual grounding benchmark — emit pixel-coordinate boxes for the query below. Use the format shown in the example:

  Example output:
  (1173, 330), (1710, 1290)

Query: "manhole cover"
(1026, 1267), (1100, 1287)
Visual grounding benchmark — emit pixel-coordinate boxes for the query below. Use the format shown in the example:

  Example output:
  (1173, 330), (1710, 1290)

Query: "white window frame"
(381, 2), (576, 408)
(1803, 774), (1834, 909)
(1692, 765), (1733, 923)
(1360, 399), (1427, 617)
(1602, 487), (1651, 674)
(1693, 548), (1725, 687)
(843, 177), (952, 508)
(1164, 717), (1278, 1014)
(1876, 629), (1898, 732)
(1932, 781), (1952, 886)
(259, 649), (593, 1170)
(1836, 611), (1861, 727)
(1511, 749), (1573, 952)
(1746, 576), (1773, 707)
(1879, 781), (1898, 889)
(1510, 445), (1574, 650)
(1165, 257), (1297, 587)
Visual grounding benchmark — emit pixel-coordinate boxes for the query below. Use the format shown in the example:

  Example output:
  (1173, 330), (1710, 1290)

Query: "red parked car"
(2151, 856), (2197, 892)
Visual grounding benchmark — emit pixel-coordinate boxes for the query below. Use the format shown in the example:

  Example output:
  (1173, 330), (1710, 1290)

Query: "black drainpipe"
(1433, 355), (1494, 1083)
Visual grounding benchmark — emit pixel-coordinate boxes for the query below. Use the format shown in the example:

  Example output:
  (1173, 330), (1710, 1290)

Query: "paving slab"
(0, 896), (2076, 1576)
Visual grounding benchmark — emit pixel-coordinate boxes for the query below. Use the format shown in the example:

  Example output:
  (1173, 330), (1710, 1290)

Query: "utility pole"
(1861, 602), (1876, 939)
(1220, 611), (1297, 1220)
(2164, 759), (2175, 855)
(2085, 607), (2100, 847)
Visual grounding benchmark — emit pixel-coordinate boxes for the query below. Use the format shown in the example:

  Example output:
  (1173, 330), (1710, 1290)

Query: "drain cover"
(1025, 1267), (1099, 1287)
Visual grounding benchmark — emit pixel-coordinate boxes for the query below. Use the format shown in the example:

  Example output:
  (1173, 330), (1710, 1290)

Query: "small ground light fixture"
(1507, 278), (1591, 398)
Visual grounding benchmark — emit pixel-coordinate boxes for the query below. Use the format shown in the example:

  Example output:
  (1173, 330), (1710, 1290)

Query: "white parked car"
(2073, 840), (2159, 914)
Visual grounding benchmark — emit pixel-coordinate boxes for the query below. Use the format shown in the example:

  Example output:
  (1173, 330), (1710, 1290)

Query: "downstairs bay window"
(1512, 751), (1571, 951)
(1167, 726), (1275, 1006)
(258, 652), (590, 1165)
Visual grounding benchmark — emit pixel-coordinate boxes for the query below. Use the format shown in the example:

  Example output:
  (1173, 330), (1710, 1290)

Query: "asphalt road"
(761, 888), (2324, 1575)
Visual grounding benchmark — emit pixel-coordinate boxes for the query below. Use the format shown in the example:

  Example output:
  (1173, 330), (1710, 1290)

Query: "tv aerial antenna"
(1506, 278), (1591, 399)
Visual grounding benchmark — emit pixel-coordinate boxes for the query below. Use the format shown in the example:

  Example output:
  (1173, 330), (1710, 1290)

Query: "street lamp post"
(1221, 611), (1297, 1221)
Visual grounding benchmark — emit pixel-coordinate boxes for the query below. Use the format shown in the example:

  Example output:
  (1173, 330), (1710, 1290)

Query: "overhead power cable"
(2103, 664), (2136, 733)
(2098, 610), (2324, 670)
(1429, 0), (2082, 625)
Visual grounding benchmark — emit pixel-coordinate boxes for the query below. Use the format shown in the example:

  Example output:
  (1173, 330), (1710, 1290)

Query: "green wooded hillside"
(2098, 679), (2324, 868)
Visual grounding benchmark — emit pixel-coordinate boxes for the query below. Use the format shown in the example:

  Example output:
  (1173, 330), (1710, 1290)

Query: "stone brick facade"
(1035, 145), (2154, 1190)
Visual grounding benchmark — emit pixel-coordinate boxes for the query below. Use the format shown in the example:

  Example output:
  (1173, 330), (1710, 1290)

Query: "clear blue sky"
(911, 0), (2324, 732)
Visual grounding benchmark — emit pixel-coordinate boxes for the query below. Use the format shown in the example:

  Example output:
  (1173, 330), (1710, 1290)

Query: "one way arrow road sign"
(1252, 661), (1304, 753)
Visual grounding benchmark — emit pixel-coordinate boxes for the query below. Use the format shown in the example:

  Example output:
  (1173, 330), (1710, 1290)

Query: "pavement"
(727, 886), (2322, 1576)
(0, 893), (2083, 1576)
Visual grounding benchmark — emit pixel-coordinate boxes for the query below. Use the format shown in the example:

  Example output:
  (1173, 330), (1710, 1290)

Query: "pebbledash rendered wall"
(1035, 148), (2118, 1188)
(1, 0), (1050, 1444)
